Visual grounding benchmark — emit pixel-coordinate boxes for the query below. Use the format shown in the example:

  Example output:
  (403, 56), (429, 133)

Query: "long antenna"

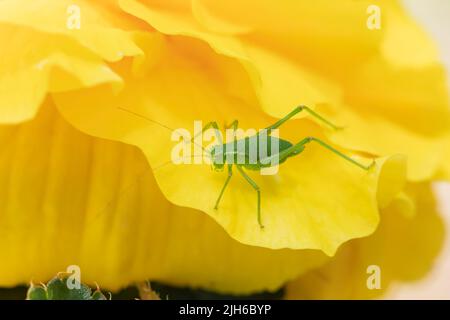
(82, 110), (214, 228)
(152, 154), (211, 171)
(85, 154), (209, 225)
(117, 106), (211, 155)
(117, 107), (175, 132)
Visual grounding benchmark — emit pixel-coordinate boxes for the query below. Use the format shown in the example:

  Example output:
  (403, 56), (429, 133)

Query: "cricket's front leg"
(215, 164), (233, 210)
(193, 121), (223, 145)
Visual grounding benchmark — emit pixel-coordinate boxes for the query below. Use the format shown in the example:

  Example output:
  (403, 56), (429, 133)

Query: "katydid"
(119, 105), (375, 229)
(196, 106), (374, 228)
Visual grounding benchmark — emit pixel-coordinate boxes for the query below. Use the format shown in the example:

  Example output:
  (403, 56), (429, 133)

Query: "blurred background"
(384, 0), (450, 299)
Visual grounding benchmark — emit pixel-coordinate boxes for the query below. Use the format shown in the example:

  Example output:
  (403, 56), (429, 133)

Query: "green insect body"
(211, 136), (297, 171)
(198, 106), (374, 229)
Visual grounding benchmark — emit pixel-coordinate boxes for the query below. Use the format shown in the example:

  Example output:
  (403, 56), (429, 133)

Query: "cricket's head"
(210, 145), (226, 171)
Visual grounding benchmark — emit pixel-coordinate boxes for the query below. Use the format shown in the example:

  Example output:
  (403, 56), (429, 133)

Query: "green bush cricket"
(119, 105), (375, 229)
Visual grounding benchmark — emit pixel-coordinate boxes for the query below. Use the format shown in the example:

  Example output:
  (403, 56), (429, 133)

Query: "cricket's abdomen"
(217, 136), (294, 170)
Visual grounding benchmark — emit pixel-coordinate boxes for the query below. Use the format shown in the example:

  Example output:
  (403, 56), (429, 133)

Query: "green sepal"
(26, 285), (48, 300)
(46, 276), (92, 300)
(91, 290), (107, 300)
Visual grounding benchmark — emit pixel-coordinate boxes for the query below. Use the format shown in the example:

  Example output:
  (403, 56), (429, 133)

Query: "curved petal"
(376, 155), (407, 209)
(328, 104), (448, 182)
(0, 23), (123, 124)
(0, 0), (143, 61)
(0, 0), (147, 124)
(381, 1), (439, 67)
(54, 35), (405, 255)
(191, 0), (253, 35)
(0, 99), (327, 294)
(118, 0), (342, 113)
(285, 183), (445, 299)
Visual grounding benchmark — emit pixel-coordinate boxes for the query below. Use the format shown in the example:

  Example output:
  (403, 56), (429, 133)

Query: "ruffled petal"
(0, 0), (146, 124)
(0, 99), (327, 294)
(0, 0), (143, 61)
(285, 183), (444, 299)
(0, 24), (122, 124)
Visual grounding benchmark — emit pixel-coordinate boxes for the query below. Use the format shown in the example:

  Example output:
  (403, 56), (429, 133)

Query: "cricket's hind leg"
(279, 137), (375, 171)
(265, 105), (342, 133)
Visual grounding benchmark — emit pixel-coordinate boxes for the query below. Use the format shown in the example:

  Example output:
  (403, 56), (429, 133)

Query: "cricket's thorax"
(211, 135), (302, 170)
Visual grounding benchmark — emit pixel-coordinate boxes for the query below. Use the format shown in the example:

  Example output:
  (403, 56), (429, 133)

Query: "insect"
(119, 105), (374, 229)
(192, 106), (374, 229)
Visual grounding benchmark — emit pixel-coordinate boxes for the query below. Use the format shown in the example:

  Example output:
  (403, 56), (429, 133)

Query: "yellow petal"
(0, 23), (121, 124)
(381, 1), (439, 67)
(388, 192), (416, 219)
(0, 0), (142, 61)
(0, 0), (150, 124)
(285, 183), (444, 299)
(54, 36), (404, 255)
(376, 154), (407, 209)
(328, 104), (448, 182)
(193, 0), (384, 74)
(191, 0), (253, 35)
(119, 0), (342, 114)
(0, 99), (327, 294)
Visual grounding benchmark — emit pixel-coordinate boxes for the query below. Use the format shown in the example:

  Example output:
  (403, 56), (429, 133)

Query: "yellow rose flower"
(0, 0), (447, 297)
